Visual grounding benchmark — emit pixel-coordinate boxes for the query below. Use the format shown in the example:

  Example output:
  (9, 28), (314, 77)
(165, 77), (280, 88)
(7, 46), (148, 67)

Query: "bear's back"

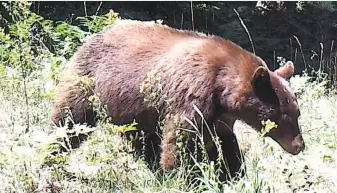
(53, 19), (267, 133)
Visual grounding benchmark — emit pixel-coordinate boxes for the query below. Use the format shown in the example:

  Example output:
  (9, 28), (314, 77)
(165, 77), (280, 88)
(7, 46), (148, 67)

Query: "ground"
(0, 62), (336, 192)
(0, 4), (336, 191)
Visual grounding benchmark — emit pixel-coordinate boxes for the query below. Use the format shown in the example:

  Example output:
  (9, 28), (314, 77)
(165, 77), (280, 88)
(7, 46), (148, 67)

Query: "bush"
(0, 2), (336, 193)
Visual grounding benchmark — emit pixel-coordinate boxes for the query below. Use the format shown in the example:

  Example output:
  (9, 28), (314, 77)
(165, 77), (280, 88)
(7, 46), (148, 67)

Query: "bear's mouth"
(268, 133), (305, 155)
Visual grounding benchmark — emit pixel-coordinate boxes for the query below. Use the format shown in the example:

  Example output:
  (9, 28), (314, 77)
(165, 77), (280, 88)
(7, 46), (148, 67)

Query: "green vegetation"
(0, 2), (336, 193)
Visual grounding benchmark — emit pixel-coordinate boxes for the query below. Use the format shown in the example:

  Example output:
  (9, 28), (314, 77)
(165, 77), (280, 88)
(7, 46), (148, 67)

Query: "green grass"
(0, 61), (337, 193)
(1, 2), (337, 192)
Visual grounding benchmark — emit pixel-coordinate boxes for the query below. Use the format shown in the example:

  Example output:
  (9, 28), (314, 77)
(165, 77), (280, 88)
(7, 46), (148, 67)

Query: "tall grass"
(0, 2), (337, 193)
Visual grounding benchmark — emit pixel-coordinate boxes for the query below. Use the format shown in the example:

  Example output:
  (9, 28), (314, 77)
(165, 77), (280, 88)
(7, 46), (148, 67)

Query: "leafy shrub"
(1, 2), (337, 193)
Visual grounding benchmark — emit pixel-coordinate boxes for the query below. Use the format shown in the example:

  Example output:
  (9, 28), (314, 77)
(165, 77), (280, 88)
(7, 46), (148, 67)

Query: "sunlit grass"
(0, 65), (336, 192)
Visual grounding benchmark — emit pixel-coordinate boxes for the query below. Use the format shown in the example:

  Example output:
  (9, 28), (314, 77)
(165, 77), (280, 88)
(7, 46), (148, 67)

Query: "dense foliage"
(21, 1), (337, 85)
(0, 1), (337, 193)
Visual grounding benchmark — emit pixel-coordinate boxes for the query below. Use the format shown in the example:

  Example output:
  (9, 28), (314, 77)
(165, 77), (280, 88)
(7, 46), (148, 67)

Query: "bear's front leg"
(159, 115), (181, 171)
(159, 113), (193, 171)
(211, 116), (246, 181)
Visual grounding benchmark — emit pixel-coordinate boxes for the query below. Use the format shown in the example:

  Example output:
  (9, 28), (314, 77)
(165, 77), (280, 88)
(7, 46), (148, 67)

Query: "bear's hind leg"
(51, 74), (96, 149)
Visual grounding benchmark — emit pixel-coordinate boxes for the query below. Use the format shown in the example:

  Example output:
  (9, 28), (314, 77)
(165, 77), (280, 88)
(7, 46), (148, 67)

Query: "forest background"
(0, 1), (337, 193)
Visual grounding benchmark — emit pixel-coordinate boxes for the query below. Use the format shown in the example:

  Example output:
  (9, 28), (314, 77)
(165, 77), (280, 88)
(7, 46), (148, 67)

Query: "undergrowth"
(0, 2), (336, 193)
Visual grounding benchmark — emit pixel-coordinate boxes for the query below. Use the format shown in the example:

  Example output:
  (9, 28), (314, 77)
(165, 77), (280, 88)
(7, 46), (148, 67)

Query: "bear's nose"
(292, 134), (305, 154)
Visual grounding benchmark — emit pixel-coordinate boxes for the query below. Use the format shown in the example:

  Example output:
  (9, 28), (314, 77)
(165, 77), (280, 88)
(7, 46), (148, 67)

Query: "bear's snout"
(291, 134), (305, 155)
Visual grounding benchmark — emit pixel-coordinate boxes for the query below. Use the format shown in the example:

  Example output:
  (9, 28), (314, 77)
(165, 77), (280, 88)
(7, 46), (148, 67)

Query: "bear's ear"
(252, 66), (270, 86)
(252, 66), (279, 104)
(275, 61), (294, 79)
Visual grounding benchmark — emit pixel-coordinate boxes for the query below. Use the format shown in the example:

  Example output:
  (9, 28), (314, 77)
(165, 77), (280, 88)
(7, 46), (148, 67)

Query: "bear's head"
(240, 60), (305, 155)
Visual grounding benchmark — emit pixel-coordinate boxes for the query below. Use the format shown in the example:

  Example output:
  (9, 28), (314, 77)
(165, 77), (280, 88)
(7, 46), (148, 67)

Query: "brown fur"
(51, 20), (305, 181)
(275, 61), (295, 79)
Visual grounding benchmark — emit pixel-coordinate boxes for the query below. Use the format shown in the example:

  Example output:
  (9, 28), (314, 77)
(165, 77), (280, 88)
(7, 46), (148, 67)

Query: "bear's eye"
(281, 114), (291, 122)
(286, 98), (290, 104)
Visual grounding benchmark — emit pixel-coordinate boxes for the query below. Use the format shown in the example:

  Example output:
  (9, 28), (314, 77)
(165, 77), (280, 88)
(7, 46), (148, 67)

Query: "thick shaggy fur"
(51, 20), (305, 181)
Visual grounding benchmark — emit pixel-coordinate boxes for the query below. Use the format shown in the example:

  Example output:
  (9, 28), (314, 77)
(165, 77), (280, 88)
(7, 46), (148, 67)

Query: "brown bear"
(51, 19), (305, 181)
